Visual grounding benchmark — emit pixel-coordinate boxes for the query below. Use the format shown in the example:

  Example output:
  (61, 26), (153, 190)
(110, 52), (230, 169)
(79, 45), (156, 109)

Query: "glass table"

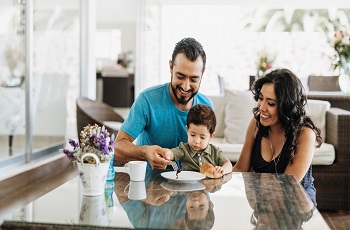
(0, 167), (330, 229)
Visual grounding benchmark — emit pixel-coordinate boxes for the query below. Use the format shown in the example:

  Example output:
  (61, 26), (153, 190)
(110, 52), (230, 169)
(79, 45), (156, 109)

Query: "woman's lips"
(260, 113), (270, 121)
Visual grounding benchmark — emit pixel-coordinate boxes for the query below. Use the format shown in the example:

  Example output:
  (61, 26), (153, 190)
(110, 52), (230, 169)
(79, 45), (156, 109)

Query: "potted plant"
(256, 50), (274, 78)
(61, 124), (115, 196)
(330, 29), (350, 93)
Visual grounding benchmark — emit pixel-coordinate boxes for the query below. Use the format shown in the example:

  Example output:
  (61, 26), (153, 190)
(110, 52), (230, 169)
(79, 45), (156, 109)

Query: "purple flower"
(63, 149), (74, 159)
(108, 146), (113, 153)
(109, 139), (114, 147)
(63, 124), (114, 163)
(98, 137), (109, 155)
(69, 139), (79, 149)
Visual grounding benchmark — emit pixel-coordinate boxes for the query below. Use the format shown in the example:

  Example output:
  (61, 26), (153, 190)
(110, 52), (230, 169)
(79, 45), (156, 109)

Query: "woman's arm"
(232, 117), (257, 172)
(284, 127), (316, 182)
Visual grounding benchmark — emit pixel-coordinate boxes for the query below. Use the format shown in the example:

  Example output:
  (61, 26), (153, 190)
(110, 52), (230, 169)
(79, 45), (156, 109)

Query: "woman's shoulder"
(295, 126), (316, 143)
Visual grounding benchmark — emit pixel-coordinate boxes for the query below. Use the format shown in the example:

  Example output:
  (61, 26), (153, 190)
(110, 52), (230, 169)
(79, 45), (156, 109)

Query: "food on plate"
(200, 162), (223, 179)
(176, 168), (181, 179)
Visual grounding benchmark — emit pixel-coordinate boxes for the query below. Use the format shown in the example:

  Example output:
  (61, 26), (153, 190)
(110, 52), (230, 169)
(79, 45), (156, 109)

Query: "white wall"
(96, 0), (137, 54)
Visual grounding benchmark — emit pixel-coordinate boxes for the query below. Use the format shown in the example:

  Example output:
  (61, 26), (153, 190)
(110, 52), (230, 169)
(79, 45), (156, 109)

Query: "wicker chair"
(305, 93), (350, 210)
(76, 97), (124, 138)
(308, 75), (341, 91)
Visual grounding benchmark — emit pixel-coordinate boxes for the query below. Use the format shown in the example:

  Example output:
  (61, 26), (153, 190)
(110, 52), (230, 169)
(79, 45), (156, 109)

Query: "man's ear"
(169, 60), (173, 74)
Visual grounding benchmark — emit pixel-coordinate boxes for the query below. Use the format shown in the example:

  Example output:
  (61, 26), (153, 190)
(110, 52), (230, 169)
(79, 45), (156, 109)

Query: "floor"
(320, 210), (350, 230)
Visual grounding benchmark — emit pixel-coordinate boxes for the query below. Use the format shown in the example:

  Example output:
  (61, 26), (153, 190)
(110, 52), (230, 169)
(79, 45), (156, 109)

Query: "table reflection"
(0, 169), (329, 230)
(243, 173), (315, 230)
(115, 169), (231, 230)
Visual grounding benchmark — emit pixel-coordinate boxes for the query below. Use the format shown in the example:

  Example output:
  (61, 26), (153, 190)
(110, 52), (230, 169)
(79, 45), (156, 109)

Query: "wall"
(96, 0), (137, 55)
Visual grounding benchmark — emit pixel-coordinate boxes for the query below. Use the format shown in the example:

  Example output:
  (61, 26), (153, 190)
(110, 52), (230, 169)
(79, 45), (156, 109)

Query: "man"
(114, 37), (213, 170)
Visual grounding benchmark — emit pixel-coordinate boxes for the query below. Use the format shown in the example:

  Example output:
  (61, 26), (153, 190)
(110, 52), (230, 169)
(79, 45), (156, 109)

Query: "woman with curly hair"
(233, 68), (322, 205)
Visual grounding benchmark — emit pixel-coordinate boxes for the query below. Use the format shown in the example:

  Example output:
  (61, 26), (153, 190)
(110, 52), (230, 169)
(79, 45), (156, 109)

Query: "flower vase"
(339, 63), (350, 94)
(257, 70), (265, 78)
(79, 194), (109, 226)
(105, 180), (115, 221)
(77, 153), (110, 196)
(106, 152), (115, 181)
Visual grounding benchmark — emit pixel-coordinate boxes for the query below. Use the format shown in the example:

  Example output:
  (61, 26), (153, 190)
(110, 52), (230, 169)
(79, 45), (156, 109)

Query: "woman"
(233, 68), (322, 205)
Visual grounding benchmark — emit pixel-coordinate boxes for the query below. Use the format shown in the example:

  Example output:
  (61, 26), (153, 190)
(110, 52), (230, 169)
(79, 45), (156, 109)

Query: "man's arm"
(114, 129), (170, 170)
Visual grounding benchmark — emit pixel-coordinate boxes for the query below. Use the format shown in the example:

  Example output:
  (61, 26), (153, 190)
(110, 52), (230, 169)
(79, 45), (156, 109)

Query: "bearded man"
(114, 37), (213, 170)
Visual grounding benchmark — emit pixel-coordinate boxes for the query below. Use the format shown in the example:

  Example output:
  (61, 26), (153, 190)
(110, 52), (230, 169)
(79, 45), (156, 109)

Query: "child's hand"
(200, 163), (224, 179)
(214, 166), (224, 175)
(162, 148), (174, 161)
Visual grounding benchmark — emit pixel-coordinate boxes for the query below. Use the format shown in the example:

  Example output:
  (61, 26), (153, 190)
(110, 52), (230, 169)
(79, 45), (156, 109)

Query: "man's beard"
(171, 84), (198, 105)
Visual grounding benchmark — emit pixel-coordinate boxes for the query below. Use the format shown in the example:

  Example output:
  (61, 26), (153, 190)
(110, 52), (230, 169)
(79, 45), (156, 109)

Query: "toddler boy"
(165, 104), (232, 178)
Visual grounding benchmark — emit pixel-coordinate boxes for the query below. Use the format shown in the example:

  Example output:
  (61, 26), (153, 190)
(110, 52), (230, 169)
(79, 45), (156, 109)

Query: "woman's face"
(257, 83), (280, 127)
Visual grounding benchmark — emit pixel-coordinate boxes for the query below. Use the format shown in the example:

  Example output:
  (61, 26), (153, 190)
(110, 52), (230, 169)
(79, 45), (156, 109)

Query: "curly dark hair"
(187, 104), (216, 134)
(172, 37), (206, 72)
(251, 68), (322, 162)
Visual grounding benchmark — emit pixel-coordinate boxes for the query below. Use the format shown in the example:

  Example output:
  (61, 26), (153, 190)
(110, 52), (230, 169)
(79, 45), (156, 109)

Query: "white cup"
(124, 180), (147, 200)
(124, 161), (147, 181)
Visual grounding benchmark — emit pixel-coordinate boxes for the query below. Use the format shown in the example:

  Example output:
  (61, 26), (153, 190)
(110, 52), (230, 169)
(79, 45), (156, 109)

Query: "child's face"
(187, 123), (214, 152)
(185, 191), (210, 220)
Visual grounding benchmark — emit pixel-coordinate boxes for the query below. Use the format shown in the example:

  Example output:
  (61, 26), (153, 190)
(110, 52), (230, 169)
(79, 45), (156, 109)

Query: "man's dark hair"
(172, 37), (206, 71)
(187, 104), (216, 134)
(185, 206), (215, 230)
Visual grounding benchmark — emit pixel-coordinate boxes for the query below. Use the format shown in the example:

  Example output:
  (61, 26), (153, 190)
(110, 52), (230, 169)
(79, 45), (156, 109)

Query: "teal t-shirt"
(121, 82), (213, 148)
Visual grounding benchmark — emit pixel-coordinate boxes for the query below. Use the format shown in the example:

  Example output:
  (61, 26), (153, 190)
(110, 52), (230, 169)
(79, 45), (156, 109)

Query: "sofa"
(209, 89), (350, 211)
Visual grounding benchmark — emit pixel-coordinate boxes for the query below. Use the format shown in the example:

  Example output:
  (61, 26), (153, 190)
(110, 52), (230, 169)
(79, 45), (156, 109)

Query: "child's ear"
(209, 200), (214, 208)
(210, 132), (215, 139)
(186, 125), (189, 132)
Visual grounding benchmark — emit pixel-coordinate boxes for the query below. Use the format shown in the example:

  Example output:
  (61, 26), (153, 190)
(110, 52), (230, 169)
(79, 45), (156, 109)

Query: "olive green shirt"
(171, 142), (229, 171)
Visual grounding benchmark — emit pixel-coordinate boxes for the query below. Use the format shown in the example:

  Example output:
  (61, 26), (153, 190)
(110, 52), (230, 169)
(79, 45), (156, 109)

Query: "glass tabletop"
(0, 167), (330, 230)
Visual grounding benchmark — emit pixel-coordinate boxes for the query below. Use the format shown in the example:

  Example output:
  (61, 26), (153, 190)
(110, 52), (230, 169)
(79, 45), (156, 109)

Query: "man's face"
(170, 53), (204, 105)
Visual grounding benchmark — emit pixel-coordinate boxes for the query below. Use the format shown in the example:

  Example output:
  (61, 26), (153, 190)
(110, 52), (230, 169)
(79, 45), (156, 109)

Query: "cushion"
(306, 99), (330, 140)
(224, 89), (256, 144)
(208, 95), (226, 138)
(311, 143), (335, 165)
(211, 137), (242, 161)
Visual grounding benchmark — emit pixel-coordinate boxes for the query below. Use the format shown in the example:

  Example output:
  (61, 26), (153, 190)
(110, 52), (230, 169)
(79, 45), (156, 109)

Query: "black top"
(251, 128), (317, 206)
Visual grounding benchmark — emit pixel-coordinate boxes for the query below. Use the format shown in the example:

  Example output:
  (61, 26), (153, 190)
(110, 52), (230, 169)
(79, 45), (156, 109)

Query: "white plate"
(161, 171), (205, 183)
(161, 181), (205, 192)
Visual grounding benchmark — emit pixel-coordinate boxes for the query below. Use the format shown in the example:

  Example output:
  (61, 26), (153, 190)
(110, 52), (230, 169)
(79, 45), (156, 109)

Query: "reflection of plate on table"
(161, 171), (205, 183)
(161, 181), (205, 192)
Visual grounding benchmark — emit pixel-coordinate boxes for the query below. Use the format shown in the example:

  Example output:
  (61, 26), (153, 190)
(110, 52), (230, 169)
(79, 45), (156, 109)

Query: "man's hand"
(142, 180), (173, 206)
(114, 172), (131, 203)
(145, 145), (170, 170)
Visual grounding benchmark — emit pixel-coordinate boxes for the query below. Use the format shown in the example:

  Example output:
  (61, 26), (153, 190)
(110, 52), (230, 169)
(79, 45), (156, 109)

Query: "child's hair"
(187, 104), (216, 134)
(185, 207), (215, 230)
